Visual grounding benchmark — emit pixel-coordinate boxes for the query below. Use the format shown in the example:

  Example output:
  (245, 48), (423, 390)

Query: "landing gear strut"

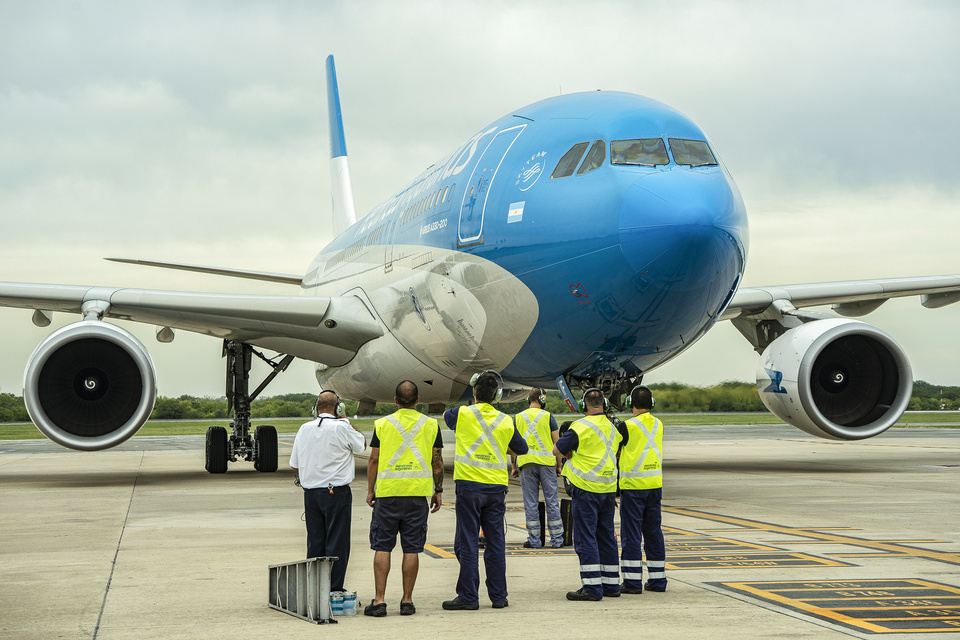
(204, 340), (294, 474)
(564, 373), (643, 412)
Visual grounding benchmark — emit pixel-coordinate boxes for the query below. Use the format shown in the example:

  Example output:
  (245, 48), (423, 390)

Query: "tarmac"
(1, 423), (959, 639)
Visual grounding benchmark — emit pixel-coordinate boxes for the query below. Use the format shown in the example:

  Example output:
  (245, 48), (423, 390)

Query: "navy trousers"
(620, 488), (666, 590)
(570, 486), (620, 598)
(304, 485), (352, 591)
(453, 485), (507, 604)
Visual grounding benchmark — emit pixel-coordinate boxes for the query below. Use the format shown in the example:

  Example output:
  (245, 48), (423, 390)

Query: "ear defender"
(578, 387), (609, 412)
(537, 388), (547, 406)
(625, 385), (655, 410)
(315, 390), (347, 418)
(470, 370), (504, 403)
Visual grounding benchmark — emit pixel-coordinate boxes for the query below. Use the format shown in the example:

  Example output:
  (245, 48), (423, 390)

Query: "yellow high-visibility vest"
(561, 414), (621, 493)
(514, 408), (555, 467)
(619, 412), (663, 490)
(374, 408), (439, 497)
(453, 404), (514, 486)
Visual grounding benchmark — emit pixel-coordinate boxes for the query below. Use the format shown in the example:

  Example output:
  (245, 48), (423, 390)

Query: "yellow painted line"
(697, 527), (859, 532)
(723, 582), (891, 633)
(665, 507), (960, 566)
(833, 605), (960, 610)
(423, 543), (456, 559)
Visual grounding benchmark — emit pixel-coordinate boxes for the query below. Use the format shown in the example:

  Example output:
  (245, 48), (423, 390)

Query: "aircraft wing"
(722, 275), (960, 320)
(0, 282), (383, 366)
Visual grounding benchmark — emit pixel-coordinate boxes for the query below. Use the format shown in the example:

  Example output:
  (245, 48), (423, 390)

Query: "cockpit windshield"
(610, 139), (669, 166)
(668, 139), (718, 167)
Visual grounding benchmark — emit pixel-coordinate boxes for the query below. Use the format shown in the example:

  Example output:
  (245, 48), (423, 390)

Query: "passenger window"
(577, 140), (606, 175)
(668, 139), (717, 166)
(551, 142), (589, 178)
(611, 139), (669, 166)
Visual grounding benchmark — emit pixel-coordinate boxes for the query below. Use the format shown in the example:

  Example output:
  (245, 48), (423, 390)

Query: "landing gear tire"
(205, 426), (228, 474)
(254, 425), (278, 472)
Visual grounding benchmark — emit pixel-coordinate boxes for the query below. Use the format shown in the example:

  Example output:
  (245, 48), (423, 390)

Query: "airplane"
(2, 55), (960, 474)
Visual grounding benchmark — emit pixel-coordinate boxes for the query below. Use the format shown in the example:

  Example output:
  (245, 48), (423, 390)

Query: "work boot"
(566, 588), (601, 601)
(442, 596), (479, 610)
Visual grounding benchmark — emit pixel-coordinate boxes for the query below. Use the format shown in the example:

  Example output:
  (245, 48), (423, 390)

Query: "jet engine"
(23, 321), (157, 451)
(757, 318), (912, 440)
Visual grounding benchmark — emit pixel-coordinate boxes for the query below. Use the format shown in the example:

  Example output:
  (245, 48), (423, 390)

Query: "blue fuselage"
(305, 91), (747, 401)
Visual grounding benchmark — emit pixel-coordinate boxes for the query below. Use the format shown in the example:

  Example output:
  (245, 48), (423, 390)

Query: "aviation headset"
(578, 387), (610, 413)
(469, 370), (504, 403)
(532, 387), (547, 407)
(314, 390), (347, 419)
(625, 384), (656, 410)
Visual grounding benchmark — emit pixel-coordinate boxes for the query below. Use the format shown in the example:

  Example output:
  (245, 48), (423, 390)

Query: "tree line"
(2, 381), (958, 422)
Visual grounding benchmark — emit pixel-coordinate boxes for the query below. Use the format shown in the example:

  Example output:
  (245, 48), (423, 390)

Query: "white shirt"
(289, 414), (367, 489)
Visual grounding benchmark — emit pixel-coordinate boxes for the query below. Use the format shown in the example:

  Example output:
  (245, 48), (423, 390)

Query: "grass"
(2, 411), (958, 442)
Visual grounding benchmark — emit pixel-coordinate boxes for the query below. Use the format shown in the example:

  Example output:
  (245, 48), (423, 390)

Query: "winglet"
(326, 55), (358, 236)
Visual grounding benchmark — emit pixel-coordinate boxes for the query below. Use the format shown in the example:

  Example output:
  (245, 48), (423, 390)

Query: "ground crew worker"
(619, 385), (667, 593)
(553, 388), (624, 601)
(440, 371), (528, 610)
(363, 381), (444, 617)
(510, 388), (564, 548)
(289, 390), (366, 593)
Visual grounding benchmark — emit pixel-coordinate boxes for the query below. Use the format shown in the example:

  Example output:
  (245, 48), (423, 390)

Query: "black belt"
(304, 483), (351, 492)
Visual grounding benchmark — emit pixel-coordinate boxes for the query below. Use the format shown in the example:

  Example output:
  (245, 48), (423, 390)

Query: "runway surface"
(2, 424), (959, 639)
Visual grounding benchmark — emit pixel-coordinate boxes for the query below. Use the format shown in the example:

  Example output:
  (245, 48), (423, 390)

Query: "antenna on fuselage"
(326, 55), (358, 237)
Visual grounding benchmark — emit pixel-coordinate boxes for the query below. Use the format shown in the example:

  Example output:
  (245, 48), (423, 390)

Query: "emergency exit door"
(457, 124), (525, 246)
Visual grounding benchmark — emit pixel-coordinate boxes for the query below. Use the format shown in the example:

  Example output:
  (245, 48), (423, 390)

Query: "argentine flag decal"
(508, 202), (524, 223)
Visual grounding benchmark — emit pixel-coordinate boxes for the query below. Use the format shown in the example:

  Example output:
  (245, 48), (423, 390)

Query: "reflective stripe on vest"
(619, 414), (663, 490)
(515, 409), (554, 466)
(374, 411), (437, 497)
(454, 405), (512, 485)
(562, 416), (619, 492)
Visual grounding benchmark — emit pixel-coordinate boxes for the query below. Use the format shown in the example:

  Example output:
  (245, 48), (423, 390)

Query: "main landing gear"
(565, 373), (643, 412)
(205, 340), (294, 474)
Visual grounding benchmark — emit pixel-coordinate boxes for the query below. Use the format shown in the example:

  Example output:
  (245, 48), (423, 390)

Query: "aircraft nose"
(618, 169), (745, 295)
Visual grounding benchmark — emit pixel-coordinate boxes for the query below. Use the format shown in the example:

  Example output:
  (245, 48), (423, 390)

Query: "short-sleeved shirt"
(289, 414), (366, 488)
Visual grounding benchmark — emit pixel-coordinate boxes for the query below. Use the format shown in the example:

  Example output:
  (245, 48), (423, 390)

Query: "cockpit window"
(551, 142), (589, 178)
(668, 139), (718, 166)
(577, 140), (606, 175)
(611, 139), (669, 166)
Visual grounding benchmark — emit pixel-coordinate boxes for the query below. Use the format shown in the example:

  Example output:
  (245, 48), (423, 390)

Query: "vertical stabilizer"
(326, 55), (358, 236)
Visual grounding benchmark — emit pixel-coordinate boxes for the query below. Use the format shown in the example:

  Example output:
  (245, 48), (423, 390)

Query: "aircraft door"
(458, 124), (525, 246)
(384, 205), (401, 273)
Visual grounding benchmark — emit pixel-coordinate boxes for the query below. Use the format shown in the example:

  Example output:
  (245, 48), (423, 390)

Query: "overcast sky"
(2, 0), (959, 398)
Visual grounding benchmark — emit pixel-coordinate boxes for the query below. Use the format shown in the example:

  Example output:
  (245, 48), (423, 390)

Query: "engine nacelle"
(23, 321), (157, 451)
(757, 318), (912, 440)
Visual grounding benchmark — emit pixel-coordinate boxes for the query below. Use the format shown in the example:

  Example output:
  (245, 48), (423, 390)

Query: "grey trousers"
(519, 463), (564, 547)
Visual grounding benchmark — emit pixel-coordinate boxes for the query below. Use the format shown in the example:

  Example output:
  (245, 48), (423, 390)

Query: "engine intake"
(757, 318), (912, 440)
(23, 321), (157, 451)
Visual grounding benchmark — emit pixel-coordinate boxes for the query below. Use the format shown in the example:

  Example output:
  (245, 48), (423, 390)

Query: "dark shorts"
(369, 496), (429, 553)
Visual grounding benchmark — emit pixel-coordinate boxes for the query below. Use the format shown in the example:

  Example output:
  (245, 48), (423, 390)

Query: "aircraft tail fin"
(326, 55), (358, 236)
